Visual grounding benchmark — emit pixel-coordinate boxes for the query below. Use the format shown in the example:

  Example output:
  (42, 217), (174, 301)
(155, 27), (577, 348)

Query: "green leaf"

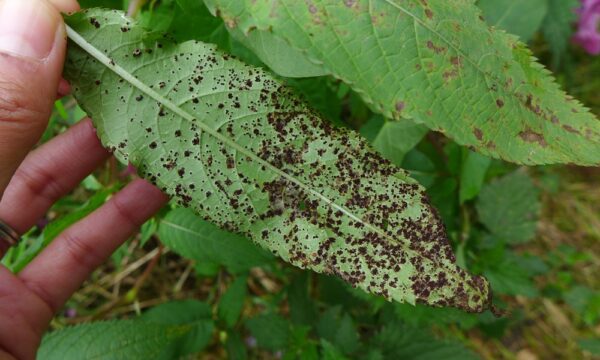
(38, 320), (192, 359)
(361, 117), (429, 167)
(476, 171), (540, 244)
(316, 307), (360, 355)
(578, 338), (600, 356)
(229, 27), (329, 78)
(206, 0), (600, 166)
(287, 273), (318, 326)
(477, 0), (548, 42)
(218, 276), (248, 327)
(158, 208), (273, 274)
(321, 340), (351, 360)
(370, 323), (480, 360)
(141, 300), (215, 359)
(64, 9), (492, 312)
(480, 250), (539, 297)
(542, 0), (578, 68)
(459, 151), (492, 204)
(245, 313), (290, 351)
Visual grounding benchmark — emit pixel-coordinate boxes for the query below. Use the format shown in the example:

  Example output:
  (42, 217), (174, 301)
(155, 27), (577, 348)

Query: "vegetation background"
(3, 0), (599, 359)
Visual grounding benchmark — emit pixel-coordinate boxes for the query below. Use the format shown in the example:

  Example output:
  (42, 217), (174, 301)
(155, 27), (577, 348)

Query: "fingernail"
(0, 0), (62, 61)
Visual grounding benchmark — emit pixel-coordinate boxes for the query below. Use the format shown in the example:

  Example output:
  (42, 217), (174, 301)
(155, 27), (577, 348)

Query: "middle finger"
(0, 118), (110, 234)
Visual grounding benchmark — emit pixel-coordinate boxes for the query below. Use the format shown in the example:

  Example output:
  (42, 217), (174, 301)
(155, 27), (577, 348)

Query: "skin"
(0, 1), (167, 358)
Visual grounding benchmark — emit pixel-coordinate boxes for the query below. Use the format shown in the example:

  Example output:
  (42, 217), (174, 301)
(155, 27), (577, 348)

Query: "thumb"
(0, 0), (69, 196)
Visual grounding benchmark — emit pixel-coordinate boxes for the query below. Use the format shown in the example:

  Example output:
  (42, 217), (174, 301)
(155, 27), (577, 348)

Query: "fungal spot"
(473, 128), (483, 141)
(519, 128), (547, 147)
(133, 49), (142, 57)
(425, 9), (433, 19)
(90, 17), (100, 28)
(135, 95), (143, 101)
(496, 99), (504, 108)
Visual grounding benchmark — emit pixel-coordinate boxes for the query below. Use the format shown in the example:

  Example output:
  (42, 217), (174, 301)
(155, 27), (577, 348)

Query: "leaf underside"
(205, 0), (600, 166)
(64, 9), (491, 312)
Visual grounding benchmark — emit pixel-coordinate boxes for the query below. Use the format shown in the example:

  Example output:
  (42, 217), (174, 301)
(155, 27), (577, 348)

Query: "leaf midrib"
(65, 25), (476, 289)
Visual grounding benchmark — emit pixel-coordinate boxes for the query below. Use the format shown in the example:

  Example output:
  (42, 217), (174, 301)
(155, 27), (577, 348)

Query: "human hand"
(0, 1), (168, 358)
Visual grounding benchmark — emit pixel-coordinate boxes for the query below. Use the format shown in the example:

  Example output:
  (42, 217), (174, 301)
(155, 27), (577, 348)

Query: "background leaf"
(158, 208), (273, 274)
(477, 0), (548, 42)
(140, 300), (215, 359)
(38, 320), (191, 359)
(476, 171), (541, 244)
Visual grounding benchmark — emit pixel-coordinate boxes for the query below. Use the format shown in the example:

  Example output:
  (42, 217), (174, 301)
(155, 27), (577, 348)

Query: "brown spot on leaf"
(519, 129), (547, 147)
(473, 128), (483, 141)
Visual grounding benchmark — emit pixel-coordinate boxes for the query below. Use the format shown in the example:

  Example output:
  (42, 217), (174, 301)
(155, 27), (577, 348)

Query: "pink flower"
(574, 0), (600, 55)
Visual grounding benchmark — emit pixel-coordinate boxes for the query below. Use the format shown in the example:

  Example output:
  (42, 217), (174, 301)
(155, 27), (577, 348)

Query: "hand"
(0, 1), (168, 359)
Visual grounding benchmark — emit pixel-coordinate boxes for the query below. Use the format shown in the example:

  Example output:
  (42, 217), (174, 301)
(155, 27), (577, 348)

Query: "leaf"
(64, 9), (492, 312)
(141, 300), (215, 359)
(459, 151), (492, 204)
(38, 320), (191, 359)
(158, 208), (273, 274)
(361, 116), (429, 167)
(245, 313), (291, 351)
(218, 275), (248, 327)
(476, 171), (540, 244)
(578, 338), (600, 356)
(205, 0), (600, 166)
(287, 272), (319, 326)
(316, 307), (360, 355)
(369, 323), (480, 360)
(542, 0), (578, 68)
(477, 0), (548, 42)
(229, 27), (329, 78)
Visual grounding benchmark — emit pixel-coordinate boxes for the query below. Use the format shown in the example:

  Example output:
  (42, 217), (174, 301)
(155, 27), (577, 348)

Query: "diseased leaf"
(477, 0), (548, 42)
(64, 9), (492, 312)
(205, 0), (600, 166)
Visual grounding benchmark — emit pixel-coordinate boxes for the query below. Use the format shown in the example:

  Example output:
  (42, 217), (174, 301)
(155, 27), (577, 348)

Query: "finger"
(0, 118), (110, 234)
(48, 0), (80, 13)
(0, 0), (80, 197)
(0, 0), (68, 196)
(19, 179), (168, 314)
(0, 265), (54, 360)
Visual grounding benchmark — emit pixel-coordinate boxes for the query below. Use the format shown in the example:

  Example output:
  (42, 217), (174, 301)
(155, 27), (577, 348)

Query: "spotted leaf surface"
(205, 0), (600, 166)
(64, 9), (491, 312)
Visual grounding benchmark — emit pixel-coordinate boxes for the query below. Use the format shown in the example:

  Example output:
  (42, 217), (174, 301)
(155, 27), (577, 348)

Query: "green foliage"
(64, 9), (492, 312)
(38, 320), (192, 359)
(368, 323), (480, 360)
(477, 0), (548, 42)
(206, 0), (600, 166)
(218, 275), (248, 327)
(476, 171), (541, 244)
(245, 313), (291, 351)
(140, 300), (214, 359)
(542, 0), (579, 68)
(158, 208), (273, 274)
